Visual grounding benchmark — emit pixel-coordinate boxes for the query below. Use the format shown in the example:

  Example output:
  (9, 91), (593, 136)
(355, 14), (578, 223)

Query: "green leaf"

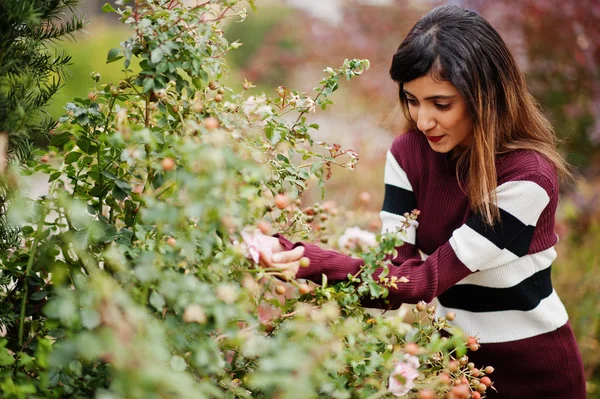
(49, 172), (62, 182)
(107, 48), (123, 63)
(81, 309), (101, 329)
(143, 77), (155, 93)
(149, 291), (165, 311)
(89, 184), (111, 198)
(112, 186), (127, 202)
(65, 151), (82, 163)
(151, 47), (164, 64)
(0, 341), (15, 366)
(50, 132), (72, 146)
(114, 179), (132, 194)
(31, 291), (47, 301)
(102, 2), (117, 12)
(170, 355), (187, 372)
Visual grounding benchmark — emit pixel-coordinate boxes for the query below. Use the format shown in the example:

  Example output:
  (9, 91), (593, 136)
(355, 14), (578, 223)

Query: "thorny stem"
(288, 71), (344, 134)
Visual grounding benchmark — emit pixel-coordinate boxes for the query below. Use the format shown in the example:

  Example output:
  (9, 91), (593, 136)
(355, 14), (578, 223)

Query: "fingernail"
(272, 254), (281, 262)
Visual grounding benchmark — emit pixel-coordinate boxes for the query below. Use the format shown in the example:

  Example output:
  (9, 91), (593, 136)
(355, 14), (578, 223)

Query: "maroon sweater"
(278, 130), (586, 398)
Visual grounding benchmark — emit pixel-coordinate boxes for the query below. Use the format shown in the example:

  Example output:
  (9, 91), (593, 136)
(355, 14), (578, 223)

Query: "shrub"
(0, 1), (492, 398)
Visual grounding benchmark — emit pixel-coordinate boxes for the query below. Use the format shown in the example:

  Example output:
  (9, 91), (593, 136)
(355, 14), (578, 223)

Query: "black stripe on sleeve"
(437, 266), (553, 312)
(382, 184), (417, 216)
(466, 208), (533, 256)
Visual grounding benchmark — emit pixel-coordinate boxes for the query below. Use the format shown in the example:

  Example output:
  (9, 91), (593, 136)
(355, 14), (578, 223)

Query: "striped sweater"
(278, 130), (586, 398)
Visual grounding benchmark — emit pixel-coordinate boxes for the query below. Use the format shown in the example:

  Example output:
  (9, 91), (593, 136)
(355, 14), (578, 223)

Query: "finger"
(258, 249), (276, 268)
(271, 261), (300, 281)
(271, 246), (305, 263)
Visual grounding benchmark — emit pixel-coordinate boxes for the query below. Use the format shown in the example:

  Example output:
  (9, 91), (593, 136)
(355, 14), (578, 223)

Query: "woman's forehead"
(403, 74), (460, 97)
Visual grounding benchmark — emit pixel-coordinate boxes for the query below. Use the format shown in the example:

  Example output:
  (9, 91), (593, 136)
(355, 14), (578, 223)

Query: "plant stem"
(18, 201), (46, 346)
(18, 165), (64, 345)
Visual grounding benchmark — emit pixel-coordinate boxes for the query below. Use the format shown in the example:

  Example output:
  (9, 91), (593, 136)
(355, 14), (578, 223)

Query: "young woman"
(259, 5), (586, 398)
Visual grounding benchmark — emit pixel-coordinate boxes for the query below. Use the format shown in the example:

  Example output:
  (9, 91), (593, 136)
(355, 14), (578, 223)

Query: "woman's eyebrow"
(403, 90), (457, 101)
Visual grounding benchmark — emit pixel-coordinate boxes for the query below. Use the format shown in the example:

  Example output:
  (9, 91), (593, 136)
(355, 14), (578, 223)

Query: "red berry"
(416, 301), (426, 312)
(446, 311), (456, 321)
(451, 384), (470, 399)
(275, 285), (286, 295)
(161, 157), (176, 171)
(214, 94), (223, 103)
(298, 283), (310, 295)
(166, 237), (176, 247)
(484, 366), (494, 374)
(439, 373), (451, 385)
(204, 117), (220, 130)
(208, 81), (219, 90)
(477, 383), (487, 393)
(303, 207), (315, 215)
(472, 392), (481, 399)
(41, 154), (50, 163)
(469, 343), (480, 352)
(466, 336), (478, 346)
(274, 194), (290, 209)
(404, 342), (419, 355)
(257, 221), (271, 234)
(480, 376), (491, 387)
(448, 360), (459, 373)
(416, 389), (435, 399)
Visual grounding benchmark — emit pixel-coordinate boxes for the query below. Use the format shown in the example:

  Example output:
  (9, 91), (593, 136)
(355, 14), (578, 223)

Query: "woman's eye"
(435, 103), (451, 110)
(406, 98), (418, 106)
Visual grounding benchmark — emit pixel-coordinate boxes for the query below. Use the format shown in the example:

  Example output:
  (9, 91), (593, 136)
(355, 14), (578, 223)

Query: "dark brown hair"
(389, 5), (570, 224)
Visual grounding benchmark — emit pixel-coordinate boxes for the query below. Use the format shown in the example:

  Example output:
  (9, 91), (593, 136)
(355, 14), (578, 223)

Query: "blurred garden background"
(39, 0), (600, 395)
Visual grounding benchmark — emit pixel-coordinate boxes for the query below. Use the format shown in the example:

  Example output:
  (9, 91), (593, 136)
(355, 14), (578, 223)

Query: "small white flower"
(242, 95), (273, 120)
(216, 284), (239, 305)
(304, 97), (316, 113)
(338, 227), (377, 251)
(183, 304), (206, 324)
(388, 355), (420, 397)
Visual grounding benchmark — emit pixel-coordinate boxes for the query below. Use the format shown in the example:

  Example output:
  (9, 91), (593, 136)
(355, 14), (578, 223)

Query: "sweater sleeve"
(278, 172), (554, 306)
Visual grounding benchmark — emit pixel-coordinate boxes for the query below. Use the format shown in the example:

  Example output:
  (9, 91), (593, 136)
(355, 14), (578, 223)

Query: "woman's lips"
(426, 135), (444, 143)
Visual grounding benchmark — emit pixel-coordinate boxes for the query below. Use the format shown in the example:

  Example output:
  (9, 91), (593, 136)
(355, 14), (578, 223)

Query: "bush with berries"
(0, 1), (494, 398)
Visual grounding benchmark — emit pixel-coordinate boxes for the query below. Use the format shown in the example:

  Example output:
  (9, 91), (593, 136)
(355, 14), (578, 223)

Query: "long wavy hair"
(389, 5), (571, 225)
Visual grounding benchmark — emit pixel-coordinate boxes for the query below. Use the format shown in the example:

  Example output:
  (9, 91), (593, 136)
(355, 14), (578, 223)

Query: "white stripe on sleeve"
(384, 150), (413, 191)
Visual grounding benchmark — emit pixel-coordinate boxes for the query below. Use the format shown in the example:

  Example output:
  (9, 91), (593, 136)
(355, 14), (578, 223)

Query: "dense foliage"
(0, 0), (85, 256)
(0, 1), (495, 398)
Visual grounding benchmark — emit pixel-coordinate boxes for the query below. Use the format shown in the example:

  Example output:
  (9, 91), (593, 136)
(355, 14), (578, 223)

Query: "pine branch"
(37, 14), (85, 41)
(0, 0), (84, 159)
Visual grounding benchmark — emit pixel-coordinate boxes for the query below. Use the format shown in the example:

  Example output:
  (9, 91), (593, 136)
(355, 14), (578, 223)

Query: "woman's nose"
(416, 108), (436, 132)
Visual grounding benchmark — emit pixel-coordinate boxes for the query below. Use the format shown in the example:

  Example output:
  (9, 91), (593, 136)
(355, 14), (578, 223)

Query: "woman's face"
(403, 74), (474, 155)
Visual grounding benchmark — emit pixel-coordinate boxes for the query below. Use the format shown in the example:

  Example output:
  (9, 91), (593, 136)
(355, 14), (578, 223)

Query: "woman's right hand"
(257, 235), (306, 280)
